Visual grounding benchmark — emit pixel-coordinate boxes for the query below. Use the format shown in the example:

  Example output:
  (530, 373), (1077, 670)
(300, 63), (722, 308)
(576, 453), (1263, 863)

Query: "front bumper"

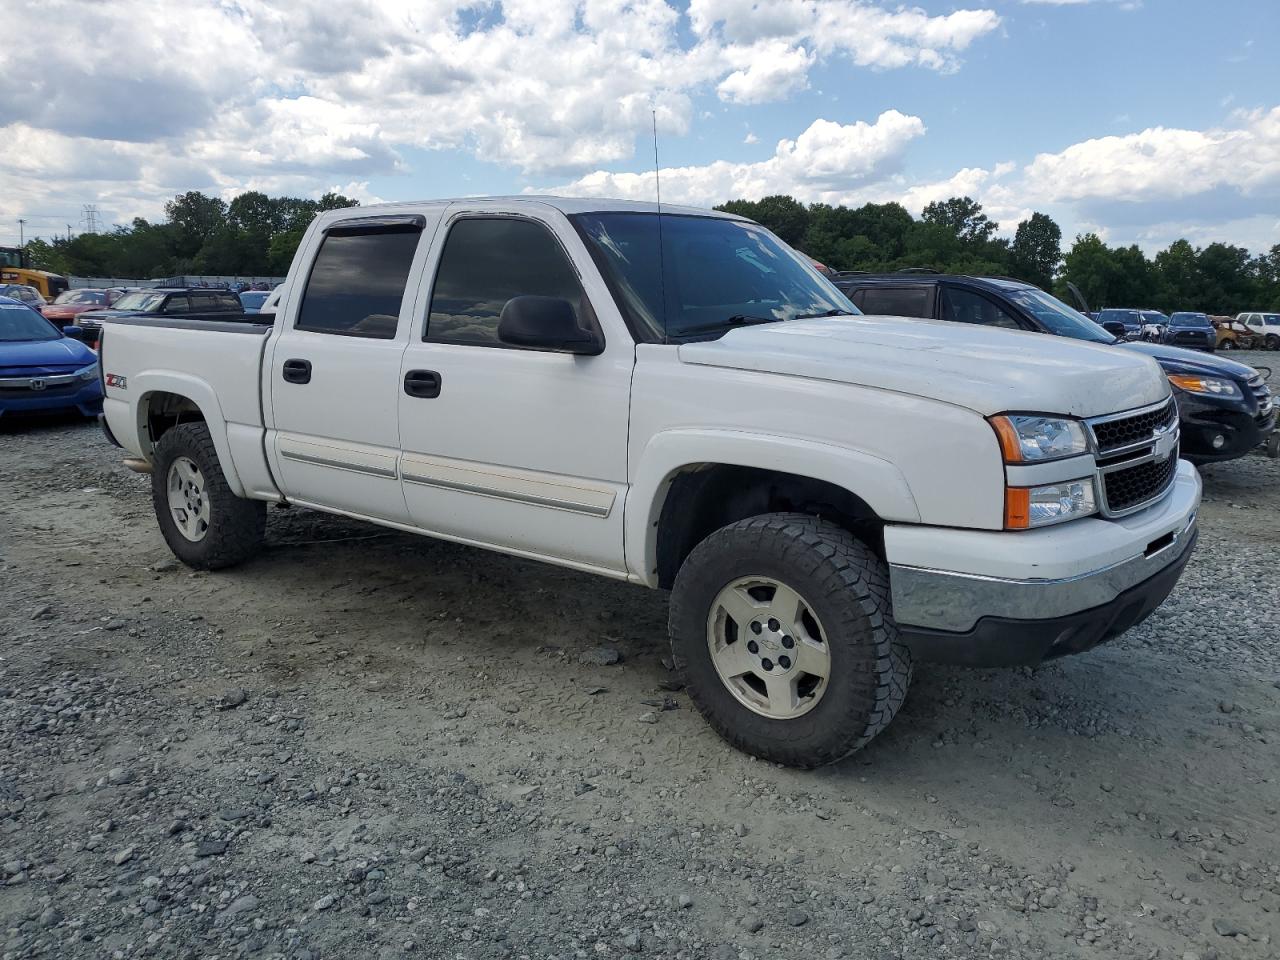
(886, 459), (1201, 666)
(1178, 392), (1275, 463)
(0, 380), (103, 419)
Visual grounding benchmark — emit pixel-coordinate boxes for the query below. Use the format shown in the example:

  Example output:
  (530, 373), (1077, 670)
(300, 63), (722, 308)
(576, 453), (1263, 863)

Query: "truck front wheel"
(150, 422), (265, 570)
(669, 513), (911, 767)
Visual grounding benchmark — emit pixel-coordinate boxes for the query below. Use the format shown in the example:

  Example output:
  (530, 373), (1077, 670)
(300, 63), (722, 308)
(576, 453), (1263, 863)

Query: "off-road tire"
(1267, 334), (1280, 351)
(151, 422), (265, 570)
(669, 513), (912, 767)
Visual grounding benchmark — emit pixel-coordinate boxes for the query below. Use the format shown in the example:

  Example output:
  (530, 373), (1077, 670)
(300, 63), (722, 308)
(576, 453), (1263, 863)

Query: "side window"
(941, 287), (1021, 329)
(858, 286), (933, 318)
(217, 293), (241, 311)
(164, 295), (192, 314)
(296, 226), (422, 339)
(427, 217), (588, 346)
(189, 292), (219, 312)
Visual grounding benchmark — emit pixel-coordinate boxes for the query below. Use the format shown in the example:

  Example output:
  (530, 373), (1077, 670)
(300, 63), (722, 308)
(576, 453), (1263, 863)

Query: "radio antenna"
(652, 106), (669, 342)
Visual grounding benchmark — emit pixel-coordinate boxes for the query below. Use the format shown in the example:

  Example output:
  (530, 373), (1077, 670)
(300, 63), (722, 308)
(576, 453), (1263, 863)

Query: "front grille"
(1091, 400), (1178, 454)
(1248, 375), (1272, 417)
(1104, 450), (1178, 513)
(0, 380), (82, 398)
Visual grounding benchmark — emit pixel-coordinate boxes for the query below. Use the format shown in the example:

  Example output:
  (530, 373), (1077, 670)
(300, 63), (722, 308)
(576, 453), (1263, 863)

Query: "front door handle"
(404, 369), (442, 399)
(282, 358), (312, 384)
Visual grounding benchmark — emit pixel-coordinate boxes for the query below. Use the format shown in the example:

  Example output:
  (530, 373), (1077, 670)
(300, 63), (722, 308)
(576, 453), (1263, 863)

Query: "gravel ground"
(2, 353), (1279, 960)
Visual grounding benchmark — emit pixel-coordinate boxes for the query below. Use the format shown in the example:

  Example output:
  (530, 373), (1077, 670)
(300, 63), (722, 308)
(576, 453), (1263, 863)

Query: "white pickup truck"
(99, 197), (1200, 767)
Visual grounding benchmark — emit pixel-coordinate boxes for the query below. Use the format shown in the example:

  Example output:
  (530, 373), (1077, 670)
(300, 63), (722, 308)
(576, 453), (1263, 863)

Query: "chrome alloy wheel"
(706, 576), (831, 720)
(166, 456), (210, 542)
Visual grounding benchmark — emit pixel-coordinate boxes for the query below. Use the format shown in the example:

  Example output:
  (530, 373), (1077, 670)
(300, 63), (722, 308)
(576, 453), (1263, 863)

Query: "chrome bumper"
(890, 511), (1197, 634)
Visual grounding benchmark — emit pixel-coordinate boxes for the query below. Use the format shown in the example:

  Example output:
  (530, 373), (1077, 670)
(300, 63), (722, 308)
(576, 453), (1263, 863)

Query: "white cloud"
(541, 111), (926, 205)
(0, 0), (1001, 234)
(1022, 107), (1280, 203)
(744, 132), (760, 145)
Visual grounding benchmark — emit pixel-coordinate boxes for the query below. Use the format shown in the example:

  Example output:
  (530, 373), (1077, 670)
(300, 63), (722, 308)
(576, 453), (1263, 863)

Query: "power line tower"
(81, 204), (101, 234)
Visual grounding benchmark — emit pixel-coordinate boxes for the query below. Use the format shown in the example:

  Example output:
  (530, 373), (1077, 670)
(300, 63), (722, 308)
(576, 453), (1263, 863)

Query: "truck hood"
(677, 315), (1171, 418)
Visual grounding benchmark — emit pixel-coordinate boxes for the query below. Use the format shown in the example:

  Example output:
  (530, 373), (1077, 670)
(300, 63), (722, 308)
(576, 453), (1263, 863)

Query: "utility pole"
(17, 218), (25, 246)
(67, 224), (73, 241)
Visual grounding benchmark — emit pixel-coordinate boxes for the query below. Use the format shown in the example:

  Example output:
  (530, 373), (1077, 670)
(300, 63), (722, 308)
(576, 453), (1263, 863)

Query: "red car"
(42, 288), (123, 327)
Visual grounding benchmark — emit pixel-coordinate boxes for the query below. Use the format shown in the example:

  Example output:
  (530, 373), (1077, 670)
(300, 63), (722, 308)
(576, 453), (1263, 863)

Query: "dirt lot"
(2, 355), (1278, 960)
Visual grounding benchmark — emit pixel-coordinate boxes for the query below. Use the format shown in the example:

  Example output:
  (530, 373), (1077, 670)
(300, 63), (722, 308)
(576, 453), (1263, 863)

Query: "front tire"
(1267, 334), (1280, 351)
(669, 513), (911, 768)
(151, 422), (265, 570)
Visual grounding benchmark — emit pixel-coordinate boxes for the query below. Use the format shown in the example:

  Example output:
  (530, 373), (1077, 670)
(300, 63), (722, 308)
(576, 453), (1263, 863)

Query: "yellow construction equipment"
(0, 246), (69, 299)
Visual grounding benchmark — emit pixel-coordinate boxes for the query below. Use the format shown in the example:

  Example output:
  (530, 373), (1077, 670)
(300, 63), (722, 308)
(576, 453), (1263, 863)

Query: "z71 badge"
(105, 374), (127, 389)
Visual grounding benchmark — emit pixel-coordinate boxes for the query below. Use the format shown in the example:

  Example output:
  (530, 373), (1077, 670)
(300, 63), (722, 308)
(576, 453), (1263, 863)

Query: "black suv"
(834, 273), (1274, 465)
(76, 288), (245, 344)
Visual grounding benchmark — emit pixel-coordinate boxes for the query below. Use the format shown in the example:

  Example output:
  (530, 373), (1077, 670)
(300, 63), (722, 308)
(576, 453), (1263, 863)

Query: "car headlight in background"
(989, 415), (1089, 462)
(77, 362), (100, 382)
(1167, 374), (1241, 398)
(1005, 479), (1097, 530)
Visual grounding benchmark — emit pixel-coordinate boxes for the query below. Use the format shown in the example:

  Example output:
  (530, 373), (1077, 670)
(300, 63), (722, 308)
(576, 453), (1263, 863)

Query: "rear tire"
(1219, 339), (1234, 351)
(1267, 334), (1280, 351)
(669, 513), (911, 768)
(151, 422), (265, 570)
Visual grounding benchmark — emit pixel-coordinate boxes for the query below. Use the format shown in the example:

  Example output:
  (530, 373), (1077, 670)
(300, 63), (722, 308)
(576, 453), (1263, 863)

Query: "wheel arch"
(132, 373), (246, 497)
(626, 430), (920, 588)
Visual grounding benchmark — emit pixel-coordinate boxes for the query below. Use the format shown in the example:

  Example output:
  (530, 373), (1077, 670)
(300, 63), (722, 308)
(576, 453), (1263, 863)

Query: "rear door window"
(164, 295), (192, 314)
(858, 285), (933, 318)
(296, 223), (424, 339)
(940, 287), (1022, 329)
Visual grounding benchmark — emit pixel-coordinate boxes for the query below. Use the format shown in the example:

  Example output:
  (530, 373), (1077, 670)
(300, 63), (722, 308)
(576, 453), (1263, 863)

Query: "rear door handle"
(282, 358), (312, 384)
(404, 369), (442, 399)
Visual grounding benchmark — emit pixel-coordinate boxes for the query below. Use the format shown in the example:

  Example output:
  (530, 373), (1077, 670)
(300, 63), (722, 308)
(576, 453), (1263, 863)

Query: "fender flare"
(625, 429), (920, 586)
(132, 371), (247, 498)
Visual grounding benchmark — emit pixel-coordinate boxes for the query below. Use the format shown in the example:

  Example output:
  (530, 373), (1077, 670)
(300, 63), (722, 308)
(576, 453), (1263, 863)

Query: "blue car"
(1164, 312), (1216, 352)
(238, 290), (270, 314)
(0, 296), (103, 420)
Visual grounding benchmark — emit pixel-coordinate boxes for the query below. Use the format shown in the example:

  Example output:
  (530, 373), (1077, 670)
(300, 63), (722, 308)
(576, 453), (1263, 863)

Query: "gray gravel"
(1, 353), (1278, 959)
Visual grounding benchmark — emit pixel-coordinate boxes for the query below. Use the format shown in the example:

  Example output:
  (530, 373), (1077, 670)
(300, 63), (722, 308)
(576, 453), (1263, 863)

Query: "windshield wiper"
(677, 314), (781, 336)
(793, 309), (847, 320)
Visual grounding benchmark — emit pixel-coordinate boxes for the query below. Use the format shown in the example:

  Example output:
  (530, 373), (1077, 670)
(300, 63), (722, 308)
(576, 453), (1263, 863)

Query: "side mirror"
(63, 325), (86, 341)
(498, 296), (602, 355)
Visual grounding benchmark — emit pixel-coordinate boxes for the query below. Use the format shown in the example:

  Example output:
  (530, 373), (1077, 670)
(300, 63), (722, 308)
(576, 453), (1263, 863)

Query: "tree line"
(19, 188), (1280, 313)
(716, 195), (1280, 315)
(23, 190), (360, 280)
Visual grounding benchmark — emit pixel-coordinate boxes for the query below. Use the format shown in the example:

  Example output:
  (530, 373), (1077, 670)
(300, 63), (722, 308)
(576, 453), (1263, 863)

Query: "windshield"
(1140, 311), (1169, 324)
(1169, 312), (1208, 326)
(998, 285), (1114, 343)
(111, 292), (166, 311)
(0, 302), (59, 341)
(54, 289), (106, 305)
(571, 212), (857, 340)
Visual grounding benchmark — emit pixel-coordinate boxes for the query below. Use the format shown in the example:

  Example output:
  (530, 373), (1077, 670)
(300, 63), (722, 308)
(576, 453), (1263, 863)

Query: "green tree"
(1153, 239), (1200, 310)
(921, 196), (997, 244)
(164, 191), (228, 259)
(714, 195), (810, 246)
(1009, 213), (1062, 290)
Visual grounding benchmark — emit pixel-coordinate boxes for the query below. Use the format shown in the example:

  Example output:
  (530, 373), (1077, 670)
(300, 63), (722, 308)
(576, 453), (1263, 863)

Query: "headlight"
(1168, 374), (1241, 398)
(989, 415), (1089, 462)
(77, 361), (100, 382)
(1005, 479), (1097, 529)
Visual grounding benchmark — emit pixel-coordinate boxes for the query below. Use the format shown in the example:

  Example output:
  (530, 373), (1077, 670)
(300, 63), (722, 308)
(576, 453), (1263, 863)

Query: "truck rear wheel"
(669, 513), (911, 768)
(151, 422), (265, 570)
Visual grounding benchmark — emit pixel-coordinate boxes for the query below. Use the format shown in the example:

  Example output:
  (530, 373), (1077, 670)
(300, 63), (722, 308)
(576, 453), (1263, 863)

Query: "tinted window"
(998, 285), (1112, 343)
(164, 295), (191, 314)
(941, 287), (1020, 328)
(189, 292), (220, 312)
(859, 286), (933, 318)
(572, 212), (855, 340)
(297, 226), (422, 338)
(1264, 314), (1280, 326)
(427, 218), (588, 346)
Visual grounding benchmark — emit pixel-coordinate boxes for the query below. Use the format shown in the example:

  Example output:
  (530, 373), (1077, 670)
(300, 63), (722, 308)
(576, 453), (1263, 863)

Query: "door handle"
(282, 358), (312, 384)
(404, 369), (442, 399)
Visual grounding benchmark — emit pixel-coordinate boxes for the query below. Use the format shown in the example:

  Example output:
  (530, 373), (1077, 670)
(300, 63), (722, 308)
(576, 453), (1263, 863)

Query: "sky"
(2, 0), (1279, 255)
